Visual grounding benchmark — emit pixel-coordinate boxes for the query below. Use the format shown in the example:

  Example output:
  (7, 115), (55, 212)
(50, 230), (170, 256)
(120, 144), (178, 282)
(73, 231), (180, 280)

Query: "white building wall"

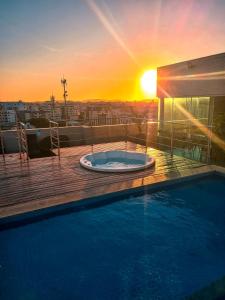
(157, 52), (225, 98)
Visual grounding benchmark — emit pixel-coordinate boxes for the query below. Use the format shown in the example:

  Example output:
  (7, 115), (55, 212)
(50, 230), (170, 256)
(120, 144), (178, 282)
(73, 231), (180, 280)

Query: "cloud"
(40, 44), (63, 53)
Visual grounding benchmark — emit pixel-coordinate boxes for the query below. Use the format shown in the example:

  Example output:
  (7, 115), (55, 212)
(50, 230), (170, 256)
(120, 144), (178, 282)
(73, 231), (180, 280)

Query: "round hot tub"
(80, 150), (155, 172)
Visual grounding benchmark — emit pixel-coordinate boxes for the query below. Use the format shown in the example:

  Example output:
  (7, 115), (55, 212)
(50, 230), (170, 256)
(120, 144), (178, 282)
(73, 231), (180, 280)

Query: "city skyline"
(1, 0), (225, 101)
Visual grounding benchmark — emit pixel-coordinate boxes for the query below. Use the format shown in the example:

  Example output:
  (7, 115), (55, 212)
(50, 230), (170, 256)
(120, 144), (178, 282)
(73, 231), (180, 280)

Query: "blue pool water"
(0, 175), (225, 300)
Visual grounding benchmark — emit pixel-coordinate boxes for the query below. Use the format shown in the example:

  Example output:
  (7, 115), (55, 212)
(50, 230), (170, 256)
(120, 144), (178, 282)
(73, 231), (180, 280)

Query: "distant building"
(0, 109), (16, 127)
(0, 100), (26, 111)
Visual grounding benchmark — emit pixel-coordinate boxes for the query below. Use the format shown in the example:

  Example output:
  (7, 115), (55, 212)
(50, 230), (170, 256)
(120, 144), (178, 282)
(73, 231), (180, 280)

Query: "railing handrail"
(62, 117), (211, 129)
(77, 116), (209, 121)
(54, 116), (212, 163)
(2, 116), (213, 164)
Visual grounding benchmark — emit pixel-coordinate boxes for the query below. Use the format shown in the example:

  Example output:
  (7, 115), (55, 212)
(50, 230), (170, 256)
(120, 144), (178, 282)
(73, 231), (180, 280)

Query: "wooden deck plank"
(0, 142), (206, 217)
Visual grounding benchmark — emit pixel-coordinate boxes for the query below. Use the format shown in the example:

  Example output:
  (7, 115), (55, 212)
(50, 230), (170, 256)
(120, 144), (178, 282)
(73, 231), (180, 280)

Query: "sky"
(0, 0), (225, 101)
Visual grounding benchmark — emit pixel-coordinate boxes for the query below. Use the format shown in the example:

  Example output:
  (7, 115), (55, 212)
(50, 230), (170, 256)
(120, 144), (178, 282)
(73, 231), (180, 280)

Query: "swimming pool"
(0, 174), (225, 299)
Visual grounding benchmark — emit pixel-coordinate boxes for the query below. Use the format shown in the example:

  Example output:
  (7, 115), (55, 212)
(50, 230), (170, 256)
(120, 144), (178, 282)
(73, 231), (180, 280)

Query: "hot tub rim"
(79, 150), (155, 173)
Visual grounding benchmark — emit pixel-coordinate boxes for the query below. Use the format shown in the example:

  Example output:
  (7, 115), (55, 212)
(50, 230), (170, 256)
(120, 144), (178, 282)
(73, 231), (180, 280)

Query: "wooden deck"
(0, 141), (208, 218)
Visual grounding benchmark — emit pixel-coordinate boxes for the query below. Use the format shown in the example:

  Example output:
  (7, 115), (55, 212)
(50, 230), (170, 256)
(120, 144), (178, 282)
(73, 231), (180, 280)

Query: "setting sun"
(140, 70), (157, 97)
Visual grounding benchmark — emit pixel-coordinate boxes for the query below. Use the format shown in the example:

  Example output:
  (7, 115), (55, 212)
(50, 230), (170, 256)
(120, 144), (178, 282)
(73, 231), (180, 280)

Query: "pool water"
(0, 175), (225, 300)
(94, 159), (144, 169)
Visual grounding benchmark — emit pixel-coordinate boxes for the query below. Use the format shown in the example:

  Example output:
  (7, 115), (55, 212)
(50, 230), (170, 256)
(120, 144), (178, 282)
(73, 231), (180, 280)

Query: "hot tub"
(80, 150), (155, 172)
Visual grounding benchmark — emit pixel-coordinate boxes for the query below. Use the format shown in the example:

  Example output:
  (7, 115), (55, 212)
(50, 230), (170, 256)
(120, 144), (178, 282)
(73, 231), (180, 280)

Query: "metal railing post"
(0, 128), (5, 163)
(16, 122), (22, 159)
(49, 120), (60, 160)
(91, 125), (94, 153)
(145, 118), (148, 154)
(206, 98), (214, 164)
(57, 122), (61, 160)
(24, 125), (29, 161)
(207, 124), (213, 164)
(170, 99), (174, 157)
(125, 120), (128, 151)
(17, 122), (29, 161)
(50, 121), (53, 151)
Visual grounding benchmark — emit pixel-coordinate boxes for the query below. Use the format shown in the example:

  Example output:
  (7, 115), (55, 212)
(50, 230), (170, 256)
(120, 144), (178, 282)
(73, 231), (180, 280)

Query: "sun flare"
(140, 70), (157, 97)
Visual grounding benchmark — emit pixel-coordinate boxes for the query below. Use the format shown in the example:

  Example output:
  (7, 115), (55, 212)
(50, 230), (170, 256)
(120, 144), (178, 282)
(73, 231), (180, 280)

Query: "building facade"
(156, 52), (225, 164)
(157, 52), (225, 123)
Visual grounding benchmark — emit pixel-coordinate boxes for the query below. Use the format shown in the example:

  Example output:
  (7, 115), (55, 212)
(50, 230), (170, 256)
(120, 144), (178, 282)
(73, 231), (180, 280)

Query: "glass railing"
(0, 117), (213, 164)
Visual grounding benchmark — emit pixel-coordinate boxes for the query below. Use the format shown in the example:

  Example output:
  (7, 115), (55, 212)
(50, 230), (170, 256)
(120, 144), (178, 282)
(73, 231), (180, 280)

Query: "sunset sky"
(0, 0), (225, 101)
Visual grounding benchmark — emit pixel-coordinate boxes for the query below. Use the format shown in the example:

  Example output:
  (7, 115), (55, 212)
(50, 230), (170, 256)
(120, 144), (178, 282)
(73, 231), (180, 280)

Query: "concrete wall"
(157, 52), (225, 98)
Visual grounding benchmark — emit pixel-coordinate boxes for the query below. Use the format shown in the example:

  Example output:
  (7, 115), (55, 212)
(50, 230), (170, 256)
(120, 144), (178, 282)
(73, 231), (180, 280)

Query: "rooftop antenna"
(61, 77), (68, 125)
